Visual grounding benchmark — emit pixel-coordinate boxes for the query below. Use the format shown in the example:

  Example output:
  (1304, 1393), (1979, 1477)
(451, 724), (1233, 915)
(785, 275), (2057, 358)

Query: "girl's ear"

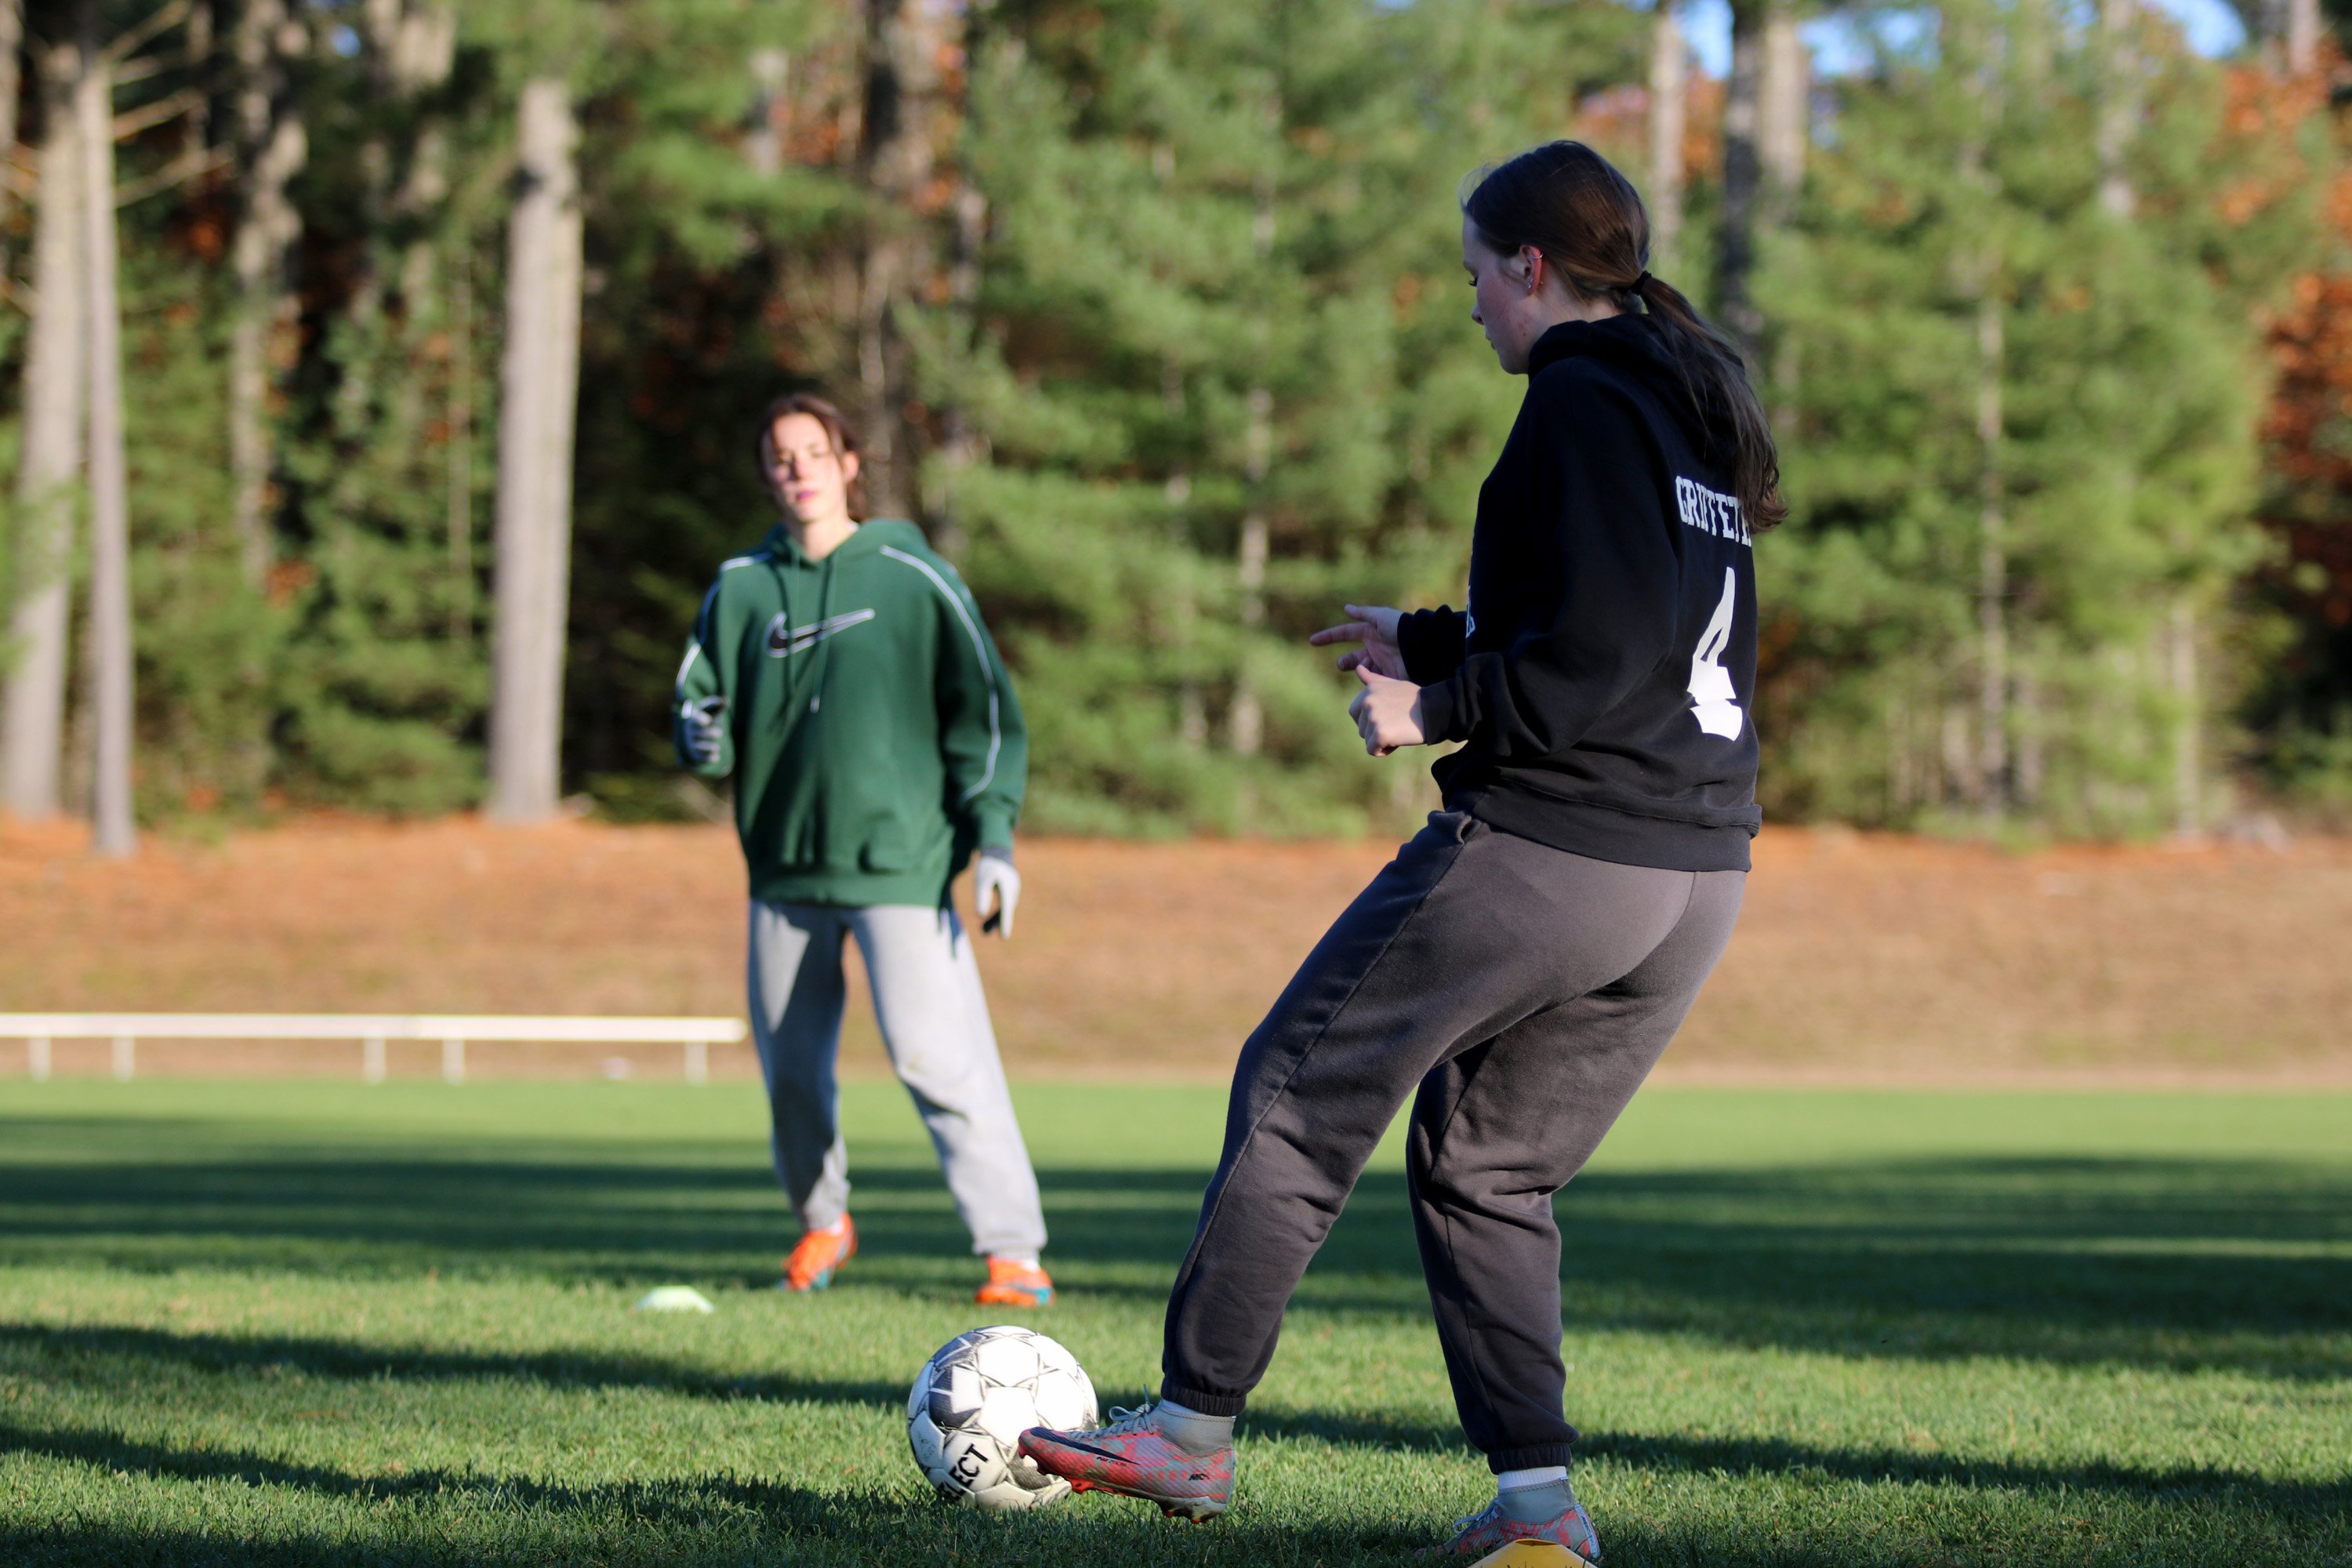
(840, 449), (861, 488)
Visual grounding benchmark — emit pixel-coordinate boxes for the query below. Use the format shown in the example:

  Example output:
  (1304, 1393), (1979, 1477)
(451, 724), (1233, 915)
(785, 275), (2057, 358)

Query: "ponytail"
(1465, 143), (1787, 532)
(1629, 273), (1788, 532)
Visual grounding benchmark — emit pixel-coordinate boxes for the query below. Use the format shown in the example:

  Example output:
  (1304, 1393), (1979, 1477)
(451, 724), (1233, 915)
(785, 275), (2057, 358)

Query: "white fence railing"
(0, 1013), (747, 1085)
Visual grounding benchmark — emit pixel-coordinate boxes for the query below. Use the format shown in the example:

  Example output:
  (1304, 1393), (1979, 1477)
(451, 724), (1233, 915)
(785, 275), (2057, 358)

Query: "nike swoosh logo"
(765, 608), (876, 658)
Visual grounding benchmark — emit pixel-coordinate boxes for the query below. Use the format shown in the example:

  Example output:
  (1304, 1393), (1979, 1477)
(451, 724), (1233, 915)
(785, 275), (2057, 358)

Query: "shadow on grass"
(1232, 1410), (2352, 1518)
(0, 1417), (1420, 1568)
(2, 1120), (2347, 1377)
(4, 1321), (2345, 1525)
(1574, 1427), (2352, 1517)
(0, 1319), (906, 1413)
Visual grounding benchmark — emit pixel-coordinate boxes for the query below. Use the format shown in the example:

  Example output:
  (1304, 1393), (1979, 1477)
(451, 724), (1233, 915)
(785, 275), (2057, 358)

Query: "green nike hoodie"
(673, 518), (1028, 908)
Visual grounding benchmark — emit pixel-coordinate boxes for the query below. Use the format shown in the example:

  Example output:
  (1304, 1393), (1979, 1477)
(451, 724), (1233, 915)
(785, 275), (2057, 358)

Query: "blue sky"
(1677, 0), (2250, 74)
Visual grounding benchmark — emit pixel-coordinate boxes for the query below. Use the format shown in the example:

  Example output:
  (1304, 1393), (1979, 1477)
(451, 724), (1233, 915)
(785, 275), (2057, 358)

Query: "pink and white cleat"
(1428, 1489), (1602, 1563)
(1018, 1403), (1235, 1522)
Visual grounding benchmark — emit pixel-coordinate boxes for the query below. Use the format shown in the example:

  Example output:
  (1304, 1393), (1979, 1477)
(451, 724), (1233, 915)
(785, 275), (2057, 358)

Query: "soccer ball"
(906, 1324), (1098, 1511)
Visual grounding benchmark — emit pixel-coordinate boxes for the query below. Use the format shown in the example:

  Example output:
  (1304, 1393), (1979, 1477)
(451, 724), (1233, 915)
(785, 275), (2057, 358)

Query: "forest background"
(3, 0), (2352, 848)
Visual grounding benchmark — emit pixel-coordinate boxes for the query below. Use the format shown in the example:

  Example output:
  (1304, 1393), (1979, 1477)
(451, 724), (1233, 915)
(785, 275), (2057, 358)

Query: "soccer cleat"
(780, 1216), (857, 1292)
(1426, 1491), (1602, 1564)
(975, 1256), (1055, 1308)
(1018, 1403), (1235, 1522)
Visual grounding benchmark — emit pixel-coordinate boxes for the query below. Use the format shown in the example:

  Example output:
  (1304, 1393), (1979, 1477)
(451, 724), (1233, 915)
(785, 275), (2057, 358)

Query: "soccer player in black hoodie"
(1022, 142), (1784, 1562)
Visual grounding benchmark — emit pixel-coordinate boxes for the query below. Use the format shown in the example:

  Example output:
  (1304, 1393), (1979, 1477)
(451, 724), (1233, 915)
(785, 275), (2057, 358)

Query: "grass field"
(0, 1081), (2346, 1566)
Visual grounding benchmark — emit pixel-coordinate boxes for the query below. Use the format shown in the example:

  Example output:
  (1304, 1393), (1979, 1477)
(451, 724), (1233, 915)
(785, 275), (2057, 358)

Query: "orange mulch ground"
(2, 813), (2347, 1085)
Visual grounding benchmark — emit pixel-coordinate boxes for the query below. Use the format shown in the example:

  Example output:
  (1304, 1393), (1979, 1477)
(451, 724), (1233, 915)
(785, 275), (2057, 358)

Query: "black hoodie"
(1397, 314), (1762, 872)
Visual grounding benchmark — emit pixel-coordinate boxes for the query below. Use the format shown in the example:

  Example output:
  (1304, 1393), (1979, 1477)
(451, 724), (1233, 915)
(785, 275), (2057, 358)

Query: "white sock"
(989, 1252), (1040, 1268)
(1151, 1396), (1235, 1457)
(808, 1217), (848, 1237)
(1497, 1465), (1569, 1491)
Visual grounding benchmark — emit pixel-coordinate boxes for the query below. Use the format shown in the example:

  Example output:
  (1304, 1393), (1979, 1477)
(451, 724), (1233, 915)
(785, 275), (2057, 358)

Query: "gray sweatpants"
(748, 901), (1047, 1260)
(1160, 811), (1744, 1472)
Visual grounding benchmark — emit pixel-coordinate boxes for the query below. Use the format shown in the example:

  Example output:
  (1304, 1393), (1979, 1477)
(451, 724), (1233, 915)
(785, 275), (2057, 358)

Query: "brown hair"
(1462, 141), (1786, 532)
(755, 392), (867, 520)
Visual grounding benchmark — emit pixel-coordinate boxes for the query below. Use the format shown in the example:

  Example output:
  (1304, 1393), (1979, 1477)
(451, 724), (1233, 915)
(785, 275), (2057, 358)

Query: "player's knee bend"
(892, 1047), (988, 1109)
(1407, 1142), (1479, 1208)
(1410, 1145), (1535, 1216)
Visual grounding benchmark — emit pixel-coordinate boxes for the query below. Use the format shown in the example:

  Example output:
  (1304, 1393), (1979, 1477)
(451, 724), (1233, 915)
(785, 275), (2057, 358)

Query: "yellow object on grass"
(1466, 1542), (1596, 1568)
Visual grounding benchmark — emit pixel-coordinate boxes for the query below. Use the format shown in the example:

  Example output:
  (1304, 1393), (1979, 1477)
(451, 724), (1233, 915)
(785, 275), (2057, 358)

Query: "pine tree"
(556, 0), (856, 808)
(274, 2), (485, 813)
(2234, 63), (2352, 802)
(939, 0), (1639, 834)
(1760, 0), (2314, 833)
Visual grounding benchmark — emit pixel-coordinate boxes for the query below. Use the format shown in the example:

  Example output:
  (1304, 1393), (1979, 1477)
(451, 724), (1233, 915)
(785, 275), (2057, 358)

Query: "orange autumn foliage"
(2242, 56), (2352, 633)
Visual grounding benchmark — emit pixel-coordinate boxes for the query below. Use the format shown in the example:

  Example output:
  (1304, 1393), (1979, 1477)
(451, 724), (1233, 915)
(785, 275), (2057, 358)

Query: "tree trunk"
(390, 2), (454, 310)
(930, 179), (985, 558)
(447, 260), (474, 641)
(1759, 4), (1807, 227)
(926, 0), (989, 558)
(2014, 657), (2043, 808)
(1975, 288), (2007, 813)
(336, 2), (448, 430)
(2, 38), (87, 821)
(1941, 705), (1973, 807)
(182, 1), (212, 165)
(2288, 0), (2320, 71)
(0, 0), (22, 284)
(76, 1), (133, 857)
(1229, 387), (1271, 759)
(2097, 0), (2136, 218)
(1961, 12), (2008, 817)
(386, 2), (455, 520)
(1153, 136), (1205, 750)
(746, 46), (789, 177)
(386, 0), (452, 90)
(858, 0), (953, 519)
(1166, 361), (1205, 750)
(487, 76), (584, 825)
(2169, 597), (2199, 834)
(229, 0), (306, 586)
(1717, 0), (1768, 352)
(1229, 114), (1278, 763)
(1646, 3), (1686, 274)
(1760, 5), (1807, 420)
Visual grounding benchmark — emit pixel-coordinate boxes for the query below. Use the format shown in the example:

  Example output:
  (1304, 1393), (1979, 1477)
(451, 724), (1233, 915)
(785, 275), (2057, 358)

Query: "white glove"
(681, 695), (728, 765)
(975, 850), (1022, 938)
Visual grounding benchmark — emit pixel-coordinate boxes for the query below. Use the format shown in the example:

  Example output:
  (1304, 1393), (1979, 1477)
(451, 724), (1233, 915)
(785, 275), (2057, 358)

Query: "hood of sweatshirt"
(1524, 314), (1723, 460)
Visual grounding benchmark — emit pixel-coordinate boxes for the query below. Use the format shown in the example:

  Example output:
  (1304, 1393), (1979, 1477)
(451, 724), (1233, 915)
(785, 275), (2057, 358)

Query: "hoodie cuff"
(1416, 676), (1469, 745)
(971, 805), (1016, 855)
(1396, 606), (1465, 685)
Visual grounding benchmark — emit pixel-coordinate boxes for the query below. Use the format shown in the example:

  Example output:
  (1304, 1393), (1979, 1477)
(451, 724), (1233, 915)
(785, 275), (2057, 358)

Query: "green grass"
(0, 1080), (2346, 1566)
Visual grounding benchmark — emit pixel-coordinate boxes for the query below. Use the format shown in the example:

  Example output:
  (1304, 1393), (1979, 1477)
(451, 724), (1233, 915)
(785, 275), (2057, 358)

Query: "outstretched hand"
(1308, 604), (1408, 679)
(1348, 665), (1427, 757)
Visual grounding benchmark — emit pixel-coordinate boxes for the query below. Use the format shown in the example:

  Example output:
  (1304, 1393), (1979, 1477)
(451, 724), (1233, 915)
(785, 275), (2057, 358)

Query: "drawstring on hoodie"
(771, 529), (840, 717)
(810, 541), (842, 713)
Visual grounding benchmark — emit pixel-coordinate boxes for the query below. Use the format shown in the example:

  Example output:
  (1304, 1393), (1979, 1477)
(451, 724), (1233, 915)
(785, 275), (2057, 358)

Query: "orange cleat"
(781, 1216), (858, 1291)
(975, 1255), (1055, 1308)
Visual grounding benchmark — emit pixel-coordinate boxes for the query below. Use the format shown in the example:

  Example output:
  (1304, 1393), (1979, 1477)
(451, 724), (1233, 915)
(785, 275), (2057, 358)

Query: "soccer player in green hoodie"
(673, 392), (1051, 1309)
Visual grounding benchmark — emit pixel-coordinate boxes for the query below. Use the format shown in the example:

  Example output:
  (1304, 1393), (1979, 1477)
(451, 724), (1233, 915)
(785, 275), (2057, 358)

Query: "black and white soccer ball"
(906, 1324), (1098, 1511)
